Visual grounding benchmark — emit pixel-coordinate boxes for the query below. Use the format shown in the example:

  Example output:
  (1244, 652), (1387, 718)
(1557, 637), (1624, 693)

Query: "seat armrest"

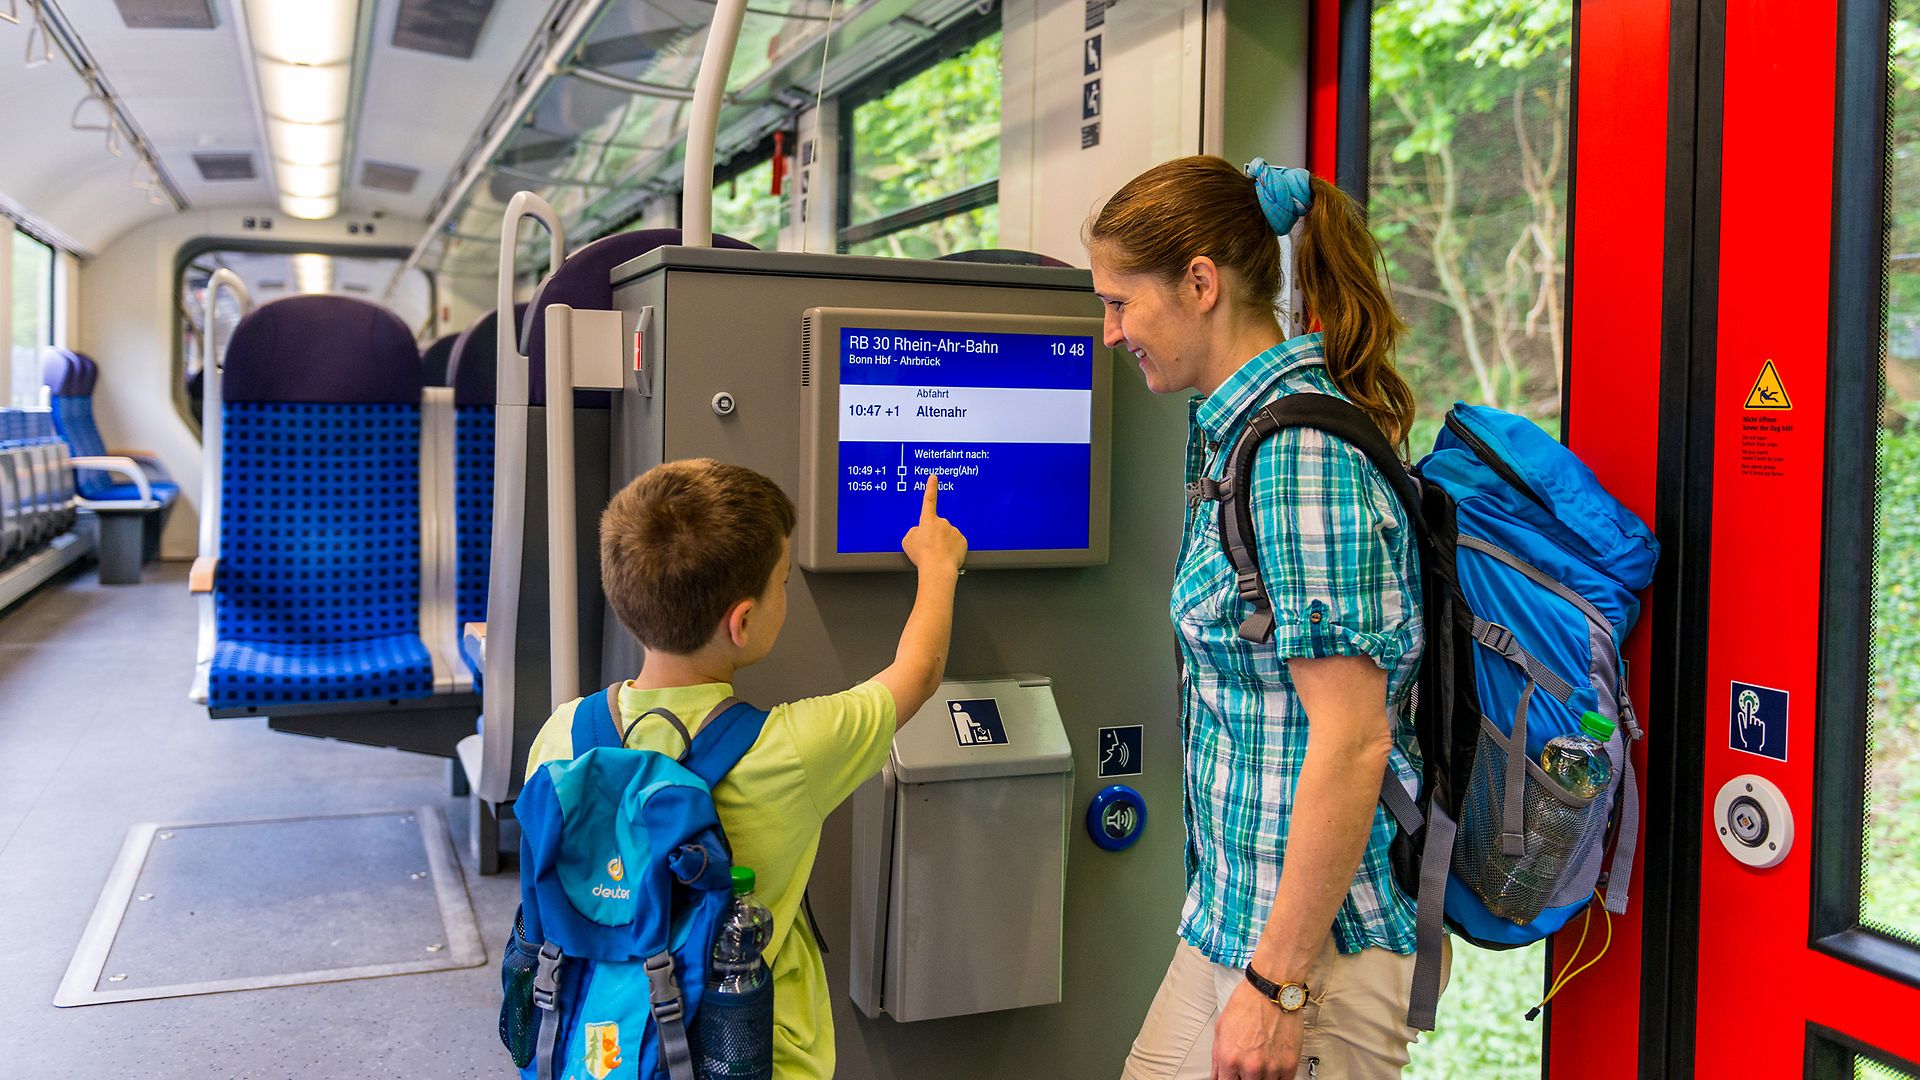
(108, 451), (171, 483)
(69, 456), (155, 504)
(463, 621), (487, 666)
(189, 556), (218, 594)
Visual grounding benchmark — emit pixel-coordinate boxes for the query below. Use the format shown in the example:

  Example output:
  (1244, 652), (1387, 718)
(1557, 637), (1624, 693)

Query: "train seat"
(196, 295), (459, 711)
(445, 305), (523, 681)
(43, 349), (179, 506)
(936, 248), (1073, 268)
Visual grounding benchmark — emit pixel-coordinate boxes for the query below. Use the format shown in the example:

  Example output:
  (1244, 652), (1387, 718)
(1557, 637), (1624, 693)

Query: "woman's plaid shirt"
(1172, 333), (1424, 966)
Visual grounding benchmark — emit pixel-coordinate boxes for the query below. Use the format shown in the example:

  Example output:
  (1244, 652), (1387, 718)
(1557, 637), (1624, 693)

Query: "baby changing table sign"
(949, 699), (1009, 747)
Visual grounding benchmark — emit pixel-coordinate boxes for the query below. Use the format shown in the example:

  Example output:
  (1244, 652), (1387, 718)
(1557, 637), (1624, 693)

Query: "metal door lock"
(1713, 773), (1793, 869)
(711, 391), (736, 416)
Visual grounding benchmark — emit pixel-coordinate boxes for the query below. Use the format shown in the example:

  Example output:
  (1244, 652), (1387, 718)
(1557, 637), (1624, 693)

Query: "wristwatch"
(1244, 965), (1310, 1012)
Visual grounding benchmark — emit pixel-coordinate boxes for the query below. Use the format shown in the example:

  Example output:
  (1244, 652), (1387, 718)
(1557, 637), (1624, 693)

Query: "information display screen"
(836, 327), (1095, 554)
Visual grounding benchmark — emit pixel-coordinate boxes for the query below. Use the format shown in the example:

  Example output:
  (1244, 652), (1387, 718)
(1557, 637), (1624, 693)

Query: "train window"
(1365, 0), (1573, 1072)
(1367, 0), (1574, 448)
(1865, 8), (1920, 950)
(713, 152), (786, 251)
(839, 26), (1001, 257)
(11, 231), (53, 407)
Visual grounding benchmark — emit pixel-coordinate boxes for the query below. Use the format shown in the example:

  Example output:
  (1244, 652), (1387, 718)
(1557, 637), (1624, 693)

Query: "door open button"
(1713, 774), (1792, 869)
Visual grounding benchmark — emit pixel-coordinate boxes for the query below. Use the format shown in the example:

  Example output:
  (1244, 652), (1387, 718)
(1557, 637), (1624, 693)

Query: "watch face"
(1278, 984), (1308, 1012)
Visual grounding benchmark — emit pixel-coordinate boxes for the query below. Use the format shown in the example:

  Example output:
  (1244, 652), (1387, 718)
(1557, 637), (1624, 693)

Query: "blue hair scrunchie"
(1244, 158), (1313, 236)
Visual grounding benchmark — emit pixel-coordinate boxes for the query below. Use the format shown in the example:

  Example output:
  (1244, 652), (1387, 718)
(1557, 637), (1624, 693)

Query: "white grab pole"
(544, 306), (579, 706)
(496, 191), (566, 408)
(198, 269), (250, 564)
(682, 0), (750, 248)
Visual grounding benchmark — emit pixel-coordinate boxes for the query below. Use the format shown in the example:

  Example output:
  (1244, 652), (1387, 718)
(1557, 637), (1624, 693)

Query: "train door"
(1316, 0), (1673, 1073)
(1677, 0), (1920, 1074)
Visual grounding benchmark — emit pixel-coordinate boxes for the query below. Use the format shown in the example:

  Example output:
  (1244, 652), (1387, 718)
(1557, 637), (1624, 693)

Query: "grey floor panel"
(0, 564), (525, 1076)
(58, 807), (484, 1005)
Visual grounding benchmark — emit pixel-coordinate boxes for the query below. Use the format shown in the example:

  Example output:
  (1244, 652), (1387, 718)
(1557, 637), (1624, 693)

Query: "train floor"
(0, 560), (522, 1077)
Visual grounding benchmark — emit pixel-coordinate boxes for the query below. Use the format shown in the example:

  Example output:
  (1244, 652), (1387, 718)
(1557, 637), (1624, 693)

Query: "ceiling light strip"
(242, 0), (363, 219)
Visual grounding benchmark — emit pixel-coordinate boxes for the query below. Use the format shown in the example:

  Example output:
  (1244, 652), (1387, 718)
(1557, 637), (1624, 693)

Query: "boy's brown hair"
(599, 459), (796, 654)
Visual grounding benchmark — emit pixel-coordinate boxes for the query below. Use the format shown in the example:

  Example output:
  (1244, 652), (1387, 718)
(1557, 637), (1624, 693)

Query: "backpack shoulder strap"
(680, 699), (772, 789)
(1213, 393), (1423, 642)
(567, 683), (625, 756)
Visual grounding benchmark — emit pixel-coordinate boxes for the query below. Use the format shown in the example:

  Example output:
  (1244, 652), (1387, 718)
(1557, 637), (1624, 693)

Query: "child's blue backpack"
(1200, 396), (1658, 1031)
(499, 686), (770, 1080)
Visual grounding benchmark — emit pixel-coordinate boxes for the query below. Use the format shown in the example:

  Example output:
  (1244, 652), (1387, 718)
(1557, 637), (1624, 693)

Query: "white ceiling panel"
(55, 0), (272, 215)
(349, 0), (561, 220)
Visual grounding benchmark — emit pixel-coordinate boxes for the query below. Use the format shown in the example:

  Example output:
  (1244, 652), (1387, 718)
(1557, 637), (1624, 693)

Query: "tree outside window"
(12, 232), (52, 407)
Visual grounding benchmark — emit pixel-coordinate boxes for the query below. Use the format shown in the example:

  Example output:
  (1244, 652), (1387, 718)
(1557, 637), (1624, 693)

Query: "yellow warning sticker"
(1745, 360), (1792, 410)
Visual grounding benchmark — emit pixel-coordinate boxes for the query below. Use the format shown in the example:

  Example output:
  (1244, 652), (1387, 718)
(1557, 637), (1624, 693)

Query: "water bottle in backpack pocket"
(1454, 710), (1618, 924)
(692, 866), (775, 1079)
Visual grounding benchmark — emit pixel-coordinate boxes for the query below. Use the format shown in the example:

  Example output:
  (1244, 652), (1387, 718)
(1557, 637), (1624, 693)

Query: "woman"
(1087, 157), (1445, 1080)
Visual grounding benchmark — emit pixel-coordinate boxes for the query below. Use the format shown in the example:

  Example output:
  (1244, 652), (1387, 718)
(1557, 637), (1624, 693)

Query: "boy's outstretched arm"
(874, 477), (968, 727)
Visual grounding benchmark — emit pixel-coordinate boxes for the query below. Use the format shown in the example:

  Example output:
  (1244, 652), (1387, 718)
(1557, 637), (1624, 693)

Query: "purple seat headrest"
(223, 295), (423, 404)
(447, 304), (527, 408)
(525, 229), (754, 405)
(936, 249), (1074, 269)
(421, 332), (461, 387)
(42, 349), (98, 396)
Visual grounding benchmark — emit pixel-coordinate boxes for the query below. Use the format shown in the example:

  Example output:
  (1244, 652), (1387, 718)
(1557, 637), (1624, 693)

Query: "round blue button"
(1087, 784), (1147, 851)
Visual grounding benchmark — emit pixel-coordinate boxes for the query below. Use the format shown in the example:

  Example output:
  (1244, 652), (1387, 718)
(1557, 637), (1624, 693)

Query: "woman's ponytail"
(1295, 176), (1417, 451)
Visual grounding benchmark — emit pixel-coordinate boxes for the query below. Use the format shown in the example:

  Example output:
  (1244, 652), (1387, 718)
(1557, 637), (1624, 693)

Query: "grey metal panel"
(888, 676), (1072, 784)
(610, 245), (1096, 293)
(55, 807), (482, 1007)
(597, 257), (1191, 1079)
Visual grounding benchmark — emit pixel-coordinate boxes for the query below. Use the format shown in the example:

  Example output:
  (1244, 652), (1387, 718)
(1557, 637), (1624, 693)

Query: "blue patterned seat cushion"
(454, 406), (494, 630)
(210, 401), (430, 708)
(210, 636), (434, 707)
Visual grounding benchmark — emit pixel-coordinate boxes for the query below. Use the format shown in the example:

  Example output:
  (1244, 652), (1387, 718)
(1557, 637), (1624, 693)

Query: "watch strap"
(1244, 964), (1309, 1011)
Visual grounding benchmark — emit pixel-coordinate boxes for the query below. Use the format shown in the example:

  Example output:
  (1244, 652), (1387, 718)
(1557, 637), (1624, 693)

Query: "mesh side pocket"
(499, 910), (541, 1069)
(693, 978), (774, 1079)
(1452, 720), (1610, 925)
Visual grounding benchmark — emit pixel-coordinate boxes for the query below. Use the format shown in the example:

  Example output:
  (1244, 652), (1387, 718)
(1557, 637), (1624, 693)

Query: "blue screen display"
(837, 327), (1095, 554)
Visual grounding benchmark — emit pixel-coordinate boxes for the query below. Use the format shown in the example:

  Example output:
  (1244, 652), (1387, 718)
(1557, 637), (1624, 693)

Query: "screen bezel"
(798, 306), (1114, 573)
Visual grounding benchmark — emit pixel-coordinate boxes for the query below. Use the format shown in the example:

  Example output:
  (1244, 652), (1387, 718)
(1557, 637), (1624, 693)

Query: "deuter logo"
(592, 882), (631, 900)
(607, 857), (624, 882)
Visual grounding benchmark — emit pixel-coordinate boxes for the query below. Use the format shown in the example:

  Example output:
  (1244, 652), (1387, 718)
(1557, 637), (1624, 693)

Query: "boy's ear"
(723, 595), (757, 649)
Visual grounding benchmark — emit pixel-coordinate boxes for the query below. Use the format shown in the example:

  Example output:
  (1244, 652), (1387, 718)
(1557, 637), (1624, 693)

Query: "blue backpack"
(1202, 396), (1658, 1030)
(500, 687), (770, 1080)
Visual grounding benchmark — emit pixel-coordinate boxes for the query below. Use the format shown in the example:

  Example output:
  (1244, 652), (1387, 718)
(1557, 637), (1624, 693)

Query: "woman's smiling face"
(1089, 252), (1208, 396)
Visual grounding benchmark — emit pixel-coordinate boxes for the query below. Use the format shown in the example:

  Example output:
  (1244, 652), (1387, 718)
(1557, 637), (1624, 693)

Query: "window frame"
(835, 7), (1002, 256)
(1812, 0), (1920, 992)
(709, 131), (792, 251)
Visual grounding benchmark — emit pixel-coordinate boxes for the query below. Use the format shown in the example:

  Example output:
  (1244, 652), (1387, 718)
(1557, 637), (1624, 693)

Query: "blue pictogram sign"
(948, 698), (1008, 747)
(1729, 681), (1789, 762)
(1098, 725), (1142, 778)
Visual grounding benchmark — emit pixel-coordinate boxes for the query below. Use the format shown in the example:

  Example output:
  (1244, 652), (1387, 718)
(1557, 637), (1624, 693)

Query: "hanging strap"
(532, 943), (564, 1080)
(1602, 743), (1642, 914)
(1471, 618), (1579, 704)
(644, 950), (696, 1080)
(1405, 802), (1455, 1031)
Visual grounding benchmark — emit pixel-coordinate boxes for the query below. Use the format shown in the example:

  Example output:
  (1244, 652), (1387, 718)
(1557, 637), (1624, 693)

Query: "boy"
(523, 458), (967, 1079)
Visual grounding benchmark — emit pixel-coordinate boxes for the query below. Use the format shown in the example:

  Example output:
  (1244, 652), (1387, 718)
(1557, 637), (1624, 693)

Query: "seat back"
(217, 295), (425, 646)
(421, 332), (460, 387)
(447, 307), (520, 633)
(41, 349), (114, 497)
(936, 249), (1073, 268)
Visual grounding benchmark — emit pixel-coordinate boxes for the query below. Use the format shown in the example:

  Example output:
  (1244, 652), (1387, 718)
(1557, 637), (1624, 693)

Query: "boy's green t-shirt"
(525, 679), (896, 1080)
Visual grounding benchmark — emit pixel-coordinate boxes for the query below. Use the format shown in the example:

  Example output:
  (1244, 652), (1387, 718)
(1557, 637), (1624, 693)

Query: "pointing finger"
(921, 474), (940, 521)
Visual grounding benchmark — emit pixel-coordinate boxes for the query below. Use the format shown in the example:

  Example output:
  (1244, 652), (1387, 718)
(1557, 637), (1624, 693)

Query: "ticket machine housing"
(602, 247), (1187, 1078)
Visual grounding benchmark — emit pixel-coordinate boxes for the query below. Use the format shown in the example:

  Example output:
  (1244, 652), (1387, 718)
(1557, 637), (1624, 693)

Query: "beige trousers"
(1121, 937), (1450, 1080)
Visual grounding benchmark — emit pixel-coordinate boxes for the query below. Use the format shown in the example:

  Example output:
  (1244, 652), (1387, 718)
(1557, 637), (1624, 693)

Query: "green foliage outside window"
(11, 231), (51, 406)
(713, 156), (786, 251)
(1371, 0), (1572, 453)
(1869, 14), (1920, 951)
(846, 31), (1001, 254)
